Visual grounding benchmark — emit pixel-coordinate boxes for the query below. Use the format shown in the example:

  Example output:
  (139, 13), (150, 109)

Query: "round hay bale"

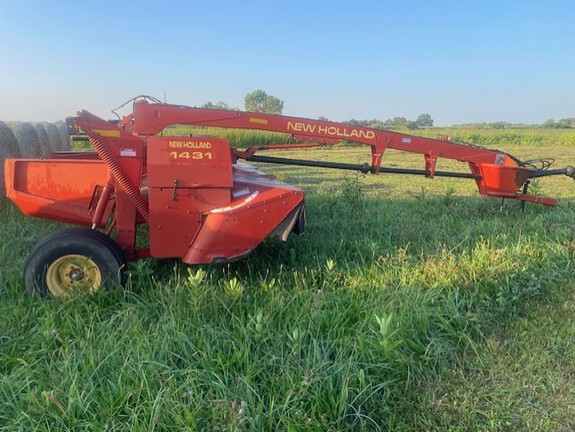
(34, 123), (51, 157)
(57, 122), (71, 151)
(43, 122), (62, 153)
(8, 121), (42, 158)
(0, 121), (21, 158)
(0, 121), (22, 198)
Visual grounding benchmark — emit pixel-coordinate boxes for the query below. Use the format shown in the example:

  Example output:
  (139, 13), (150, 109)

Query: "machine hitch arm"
(119, 100), (574, 206)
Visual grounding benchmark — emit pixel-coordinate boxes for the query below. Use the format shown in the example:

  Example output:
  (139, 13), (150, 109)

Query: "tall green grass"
(162, 125), (295, 148)
(415, 127), (575, 148)
(1, 129), (575, 430)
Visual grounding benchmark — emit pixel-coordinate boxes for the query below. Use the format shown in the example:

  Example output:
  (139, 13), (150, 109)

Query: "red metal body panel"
(183, 166), (305, 264)
(5, 159), (112, 226)
(183, 195), (303, 264)
(478, 164), (532, 197)
(147, 136), (233, 258)
(146, 136), (305, 261)
(147, 136), (233, 189)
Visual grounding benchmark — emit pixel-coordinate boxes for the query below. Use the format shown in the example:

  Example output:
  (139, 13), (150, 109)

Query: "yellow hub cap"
(45, 254), (102, 298)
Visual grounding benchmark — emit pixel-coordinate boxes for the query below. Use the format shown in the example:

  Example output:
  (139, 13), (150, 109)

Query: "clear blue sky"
(0, 0), (573, 125)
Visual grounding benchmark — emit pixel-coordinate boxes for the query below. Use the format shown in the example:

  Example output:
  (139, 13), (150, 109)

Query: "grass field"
(1, 129), (575, 430)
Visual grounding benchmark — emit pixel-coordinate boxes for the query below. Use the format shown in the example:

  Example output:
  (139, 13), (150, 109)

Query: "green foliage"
(406, 120), (418, 130)
(200, 101), (237, 111)
(417, 283), (575, 431)
(556, 118), (575, 128)
(543, 117), (575, 129)
(161, 125), (296, 148)
(244, 89), (284, 114)
(414, 127), (575, 147)
(345, 114), (435, 130)
(542, 119), (557, 128)
(346, 115), (574, 132)
(416, 113), (434, 127)
(340, 174), (364, 204)
(2, 130), (575, 430)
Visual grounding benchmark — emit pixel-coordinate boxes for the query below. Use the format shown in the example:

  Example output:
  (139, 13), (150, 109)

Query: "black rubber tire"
(24, 228), (125, 298)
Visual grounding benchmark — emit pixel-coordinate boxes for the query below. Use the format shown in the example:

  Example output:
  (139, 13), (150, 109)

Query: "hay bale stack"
(57, 122), (71, 150)
(0, 121), (22, 198)
(43, 122), (62, 153)
(34, 123), (51, 157)
(8, 122), (42, 158)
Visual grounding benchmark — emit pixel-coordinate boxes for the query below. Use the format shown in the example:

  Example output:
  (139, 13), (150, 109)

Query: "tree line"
(541, 118), (575, 129)
(343, 114), (433, 130)
(202, 90), (573, 130)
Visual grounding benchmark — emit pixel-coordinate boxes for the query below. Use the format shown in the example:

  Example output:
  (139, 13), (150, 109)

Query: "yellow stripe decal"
(249, 117), (269, 125)
(94, 129), (121, 137)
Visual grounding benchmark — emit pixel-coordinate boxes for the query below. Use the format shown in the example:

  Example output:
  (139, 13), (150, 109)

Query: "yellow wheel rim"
(45, 254), (102, 298)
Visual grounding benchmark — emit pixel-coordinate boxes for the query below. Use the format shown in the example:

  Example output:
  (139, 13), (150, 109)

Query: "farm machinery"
(4, 96), (575, 298)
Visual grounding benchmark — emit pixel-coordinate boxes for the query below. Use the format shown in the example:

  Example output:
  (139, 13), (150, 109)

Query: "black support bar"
(527, 166), (575, 179)
(245, 155), (481, 179)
